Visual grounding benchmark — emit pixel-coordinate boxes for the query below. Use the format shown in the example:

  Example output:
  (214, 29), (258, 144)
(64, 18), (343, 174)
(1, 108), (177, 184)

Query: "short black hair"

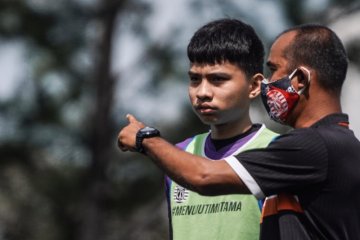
(281, 24), (348, 94)
(187, 18), (264, 78)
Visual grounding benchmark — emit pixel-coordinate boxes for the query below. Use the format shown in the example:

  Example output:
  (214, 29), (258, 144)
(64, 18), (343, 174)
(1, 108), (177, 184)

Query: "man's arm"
(118, 114), (250, 196)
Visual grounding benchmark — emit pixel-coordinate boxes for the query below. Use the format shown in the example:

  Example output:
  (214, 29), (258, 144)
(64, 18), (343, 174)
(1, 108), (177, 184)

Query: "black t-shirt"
(224, 114), (360, 240)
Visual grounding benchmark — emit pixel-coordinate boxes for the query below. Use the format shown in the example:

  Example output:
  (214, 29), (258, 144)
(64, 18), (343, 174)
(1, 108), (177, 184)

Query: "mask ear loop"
(299, 67), (311, 82)
(288, 68), (299, 79)
(261, 77), (270, 84)
(297, 67), (311, 95)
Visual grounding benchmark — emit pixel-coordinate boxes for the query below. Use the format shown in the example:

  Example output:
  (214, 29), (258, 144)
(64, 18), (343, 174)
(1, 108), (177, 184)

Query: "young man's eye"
(210, 75), (228, 82)
(212, 77), (223, 82)
(189, 76), (200, 82)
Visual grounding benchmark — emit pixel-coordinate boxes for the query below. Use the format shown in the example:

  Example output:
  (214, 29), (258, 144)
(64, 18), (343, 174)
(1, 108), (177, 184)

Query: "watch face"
(139, 126), (159, 137)
(141, 126), (154, 133)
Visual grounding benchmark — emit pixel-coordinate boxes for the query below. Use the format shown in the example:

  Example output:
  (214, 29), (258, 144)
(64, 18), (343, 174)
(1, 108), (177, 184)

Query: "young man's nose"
(196, 81), (213, 100)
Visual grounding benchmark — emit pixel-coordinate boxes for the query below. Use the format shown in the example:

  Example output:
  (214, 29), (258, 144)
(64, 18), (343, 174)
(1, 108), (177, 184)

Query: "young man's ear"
(248, 73), (264, 99)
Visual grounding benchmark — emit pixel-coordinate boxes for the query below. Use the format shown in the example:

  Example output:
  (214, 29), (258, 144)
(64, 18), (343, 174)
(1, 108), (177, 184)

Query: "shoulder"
(257, 124), (279, 138)
(229, 127), (329, 197)
(241, 127), (328, 168)
(176, 137), (194, 150)
(264, 128), (328, 166)
(272, 127), (323, 146)
(175, 132), (209, 150)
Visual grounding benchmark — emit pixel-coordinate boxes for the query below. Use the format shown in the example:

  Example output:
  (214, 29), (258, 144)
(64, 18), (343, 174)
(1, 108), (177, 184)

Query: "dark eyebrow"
(188, 71), (199, 76)
(206, 72), (230, 78)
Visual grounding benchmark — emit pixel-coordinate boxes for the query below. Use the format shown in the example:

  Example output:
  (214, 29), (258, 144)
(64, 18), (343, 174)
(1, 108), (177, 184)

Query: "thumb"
(126, 114), (138, 123)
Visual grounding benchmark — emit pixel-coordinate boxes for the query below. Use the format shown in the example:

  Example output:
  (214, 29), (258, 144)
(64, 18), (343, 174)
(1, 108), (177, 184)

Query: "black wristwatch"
(136, 126), (160, 154)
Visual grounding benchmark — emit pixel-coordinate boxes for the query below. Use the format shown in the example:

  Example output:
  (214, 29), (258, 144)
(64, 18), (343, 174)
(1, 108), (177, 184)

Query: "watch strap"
(135, 127), (160, 154)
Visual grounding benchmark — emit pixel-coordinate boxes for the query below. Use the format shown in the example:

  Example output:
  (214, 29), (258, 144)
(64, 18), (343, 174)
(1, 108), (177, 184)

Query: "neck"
(210, 117), (253, 139)
(293, 93), (342, 128)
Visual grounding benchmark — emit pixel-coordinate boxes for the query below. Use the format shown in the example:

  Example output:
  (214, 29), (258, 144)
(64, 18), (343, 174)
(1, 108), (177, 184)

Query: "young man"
(118, 24), (360, 239)
(166, 19), (277, 240)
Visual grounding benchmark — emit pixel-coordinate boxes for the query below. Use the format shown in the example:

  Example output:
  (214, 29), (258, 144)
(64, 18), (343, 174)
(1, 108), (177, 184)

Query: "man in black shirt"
(118, 24), (360, 239)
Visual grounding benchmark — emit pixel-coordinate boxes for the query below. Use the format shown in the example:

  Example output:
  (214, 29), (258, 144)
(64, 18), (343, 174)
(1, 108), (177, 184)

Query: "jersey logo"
(173, 185), (190, 203)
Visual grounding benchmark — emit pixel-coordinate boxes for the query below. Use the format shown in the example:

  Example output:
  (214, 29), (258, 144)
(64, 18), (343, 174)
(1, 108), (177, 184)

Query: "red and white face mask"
(260, 67), (311, 124)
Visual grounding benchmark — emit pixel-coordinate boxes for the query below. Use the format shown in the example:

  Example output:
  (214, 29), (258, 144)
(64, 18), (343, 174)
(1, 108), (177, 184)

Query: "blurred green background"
(0, 0), (359, 239)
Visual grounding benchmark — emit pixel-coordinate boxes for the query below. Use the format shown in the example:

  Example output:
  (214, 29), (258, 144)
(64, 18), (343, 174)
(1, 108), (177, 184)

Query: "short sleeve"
(225, 128), (328, 198)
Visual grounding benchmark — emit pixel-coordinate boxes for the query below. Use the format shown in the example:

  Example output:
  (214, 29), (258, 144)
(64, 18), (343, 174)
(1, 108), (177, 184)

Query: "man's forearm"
(117, 114), (250, 195)
(142, 137), (250, 196)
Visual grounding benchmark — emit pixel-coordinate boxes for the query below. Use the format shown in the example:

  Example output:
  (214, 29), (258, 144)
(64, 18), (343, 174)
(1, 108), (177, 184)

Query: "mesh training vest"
(168, 125), (278, 240)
